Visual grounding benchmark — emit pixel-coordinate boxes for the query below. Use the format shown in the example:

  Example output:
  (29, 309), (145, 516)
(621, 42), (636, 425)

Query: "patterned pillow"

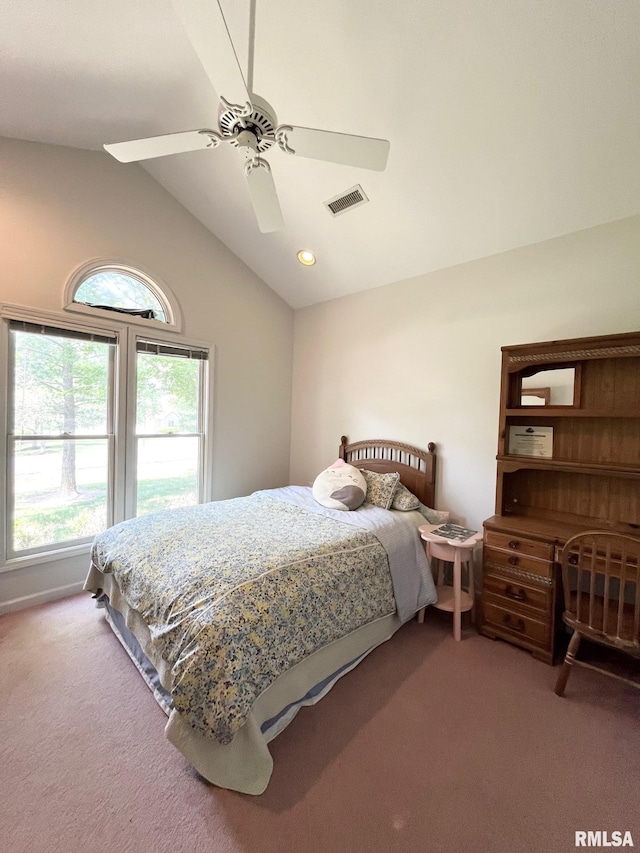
(312, 460), (367, 511)
(390, 482), (421, 511)
(361, 469), (400, 510)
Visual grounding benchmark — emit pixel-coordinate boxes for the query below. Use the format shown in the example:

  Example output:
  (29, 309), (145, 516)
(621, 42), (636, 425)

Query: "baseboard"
(0, 581), (85, 616)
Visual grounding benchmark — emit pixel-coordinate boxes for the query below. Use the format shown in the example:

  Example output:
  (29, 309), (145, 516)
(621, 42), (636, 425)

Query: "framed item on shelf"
(508, 425), (553, 458)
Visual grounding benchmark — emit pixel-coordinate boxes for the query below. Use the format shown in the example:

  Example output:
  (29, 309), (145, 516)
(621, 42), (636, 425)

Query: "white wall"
(0, 136), (294, 612)
(3, 135), (638, 614)
(290, 215), (640, 534)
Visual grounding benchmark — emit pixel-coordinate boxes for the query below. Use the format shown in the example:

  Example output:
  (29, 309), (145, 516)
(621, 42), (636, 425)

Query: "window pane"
(11, 330), (111, 435)
(11, 439), (109, 552)
(136, 436), (199, 516)
(75, 271), (166, 322)
(136, 353), (200, 433)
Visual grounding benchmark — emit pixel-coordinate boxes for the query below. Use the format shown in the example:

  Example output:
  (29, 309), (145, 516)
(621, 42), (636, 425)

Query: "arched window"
(64, 261), (181, 331)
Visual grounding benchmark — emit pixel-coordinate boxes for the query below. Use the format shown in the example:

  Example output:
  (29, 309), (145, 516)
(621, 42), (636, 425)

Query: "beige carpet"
(1, 594), (638, 853)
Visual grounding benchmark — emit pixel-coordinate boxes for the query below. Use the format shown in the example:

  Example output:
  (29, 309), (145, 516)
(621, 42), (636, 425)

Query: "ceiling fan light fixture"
(104, 1), (390, 233)
(297, 250), (316, 266)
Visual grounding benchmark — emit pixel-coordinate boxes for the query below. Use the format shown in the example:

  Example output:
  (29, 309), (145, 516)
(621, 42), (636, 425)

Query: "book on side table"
(430, 523), (478, 543)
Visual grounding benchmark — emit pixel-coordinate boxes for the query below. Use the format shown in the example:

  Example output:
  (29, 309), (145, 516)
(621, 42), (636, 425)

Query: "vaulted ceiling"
(2, 1), (639, 308)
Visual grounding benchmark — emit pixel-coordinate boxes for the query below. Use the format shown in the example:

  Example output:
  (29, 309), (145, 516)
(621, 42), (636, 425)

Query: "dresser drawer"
(483, 545), (554, 580)
(484, 530), (554, 561)
(483, 599), (550, 646)
(483, 572), (550, 614)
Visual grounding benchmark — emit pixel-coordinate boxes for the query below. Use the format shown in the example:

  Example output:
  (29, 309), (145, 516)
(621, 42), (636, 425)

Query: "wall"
(0, 136), (294, 612)
(290, 215), (640, 536)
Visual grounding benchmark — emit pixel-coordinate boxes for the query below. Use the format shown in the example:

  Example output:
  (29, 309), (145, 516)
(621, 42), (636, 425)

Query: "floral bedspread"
(89, 491), (396, 744)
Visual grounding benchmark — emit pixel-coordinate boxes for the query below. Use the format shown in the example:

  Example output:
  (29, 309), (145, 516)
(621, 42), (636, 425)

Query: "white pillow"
(312, 460), (367, 511)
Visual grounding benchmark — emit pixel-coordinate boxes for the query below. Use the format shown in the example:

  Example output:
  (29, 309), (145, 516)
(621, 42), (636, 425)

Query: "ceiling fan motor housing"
(218, 95), (277, 153)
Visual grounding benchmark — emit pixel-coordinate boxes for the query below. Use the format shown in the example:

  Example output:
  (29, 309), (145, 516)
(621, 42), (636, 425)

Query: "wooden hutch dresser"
(480, 331), (640, 664)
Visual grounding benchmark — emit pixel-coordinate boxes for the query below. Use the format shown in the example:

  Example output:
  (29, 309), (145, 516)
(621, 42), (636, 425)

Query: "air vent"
(324, 184), (369, 217)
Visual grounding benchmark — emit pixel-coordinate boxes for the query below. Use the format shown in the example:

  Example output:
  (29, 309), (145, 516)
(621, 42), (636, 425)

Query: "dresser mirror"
(520, 367), (576, 406)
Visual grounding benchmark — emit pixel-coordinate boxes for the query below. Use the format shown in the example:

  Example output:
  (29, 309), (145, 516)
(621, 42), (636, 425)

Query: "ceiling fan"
(103, 0), (390, 233)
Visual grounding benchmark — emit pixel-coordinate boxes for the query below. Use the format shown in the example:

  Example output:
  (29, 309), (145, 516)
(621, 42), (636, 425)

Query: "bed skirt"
(85, 564), (402, 794)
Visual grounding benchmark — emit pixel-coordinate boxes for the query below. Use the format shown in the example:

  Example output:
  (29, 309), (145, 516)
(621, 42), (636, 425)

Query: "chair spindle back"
(561, 531), (640, 653)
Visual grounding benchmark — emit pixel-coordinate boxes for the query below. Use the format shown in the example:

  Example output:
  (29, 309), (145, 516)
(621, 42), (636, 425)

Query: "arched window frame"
(63, 259), (183, 333)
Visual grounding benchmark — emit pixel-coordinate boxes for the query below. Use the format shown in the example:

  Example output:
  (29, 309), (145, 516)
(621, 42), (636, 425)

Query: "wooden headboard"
(339, 436), (437, 508)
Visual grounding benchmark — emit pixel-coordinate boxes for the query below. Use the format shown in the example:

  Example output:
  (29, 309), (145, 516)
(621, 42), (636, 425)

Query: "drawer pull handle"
(503, 614), (526, 632)
(505, 585), (526, 601)
(508, 540), (520, 550)
(508, 556), (519, 566)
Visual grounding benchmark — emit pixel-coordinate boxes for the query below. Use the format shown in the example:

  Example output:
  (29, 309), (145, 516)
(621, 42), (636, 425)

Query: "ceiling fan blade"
(104, 130), (215, 163)
(245, 160), (284, 233)
(277, 126), (390, 171)
(171, 0), (251, 112)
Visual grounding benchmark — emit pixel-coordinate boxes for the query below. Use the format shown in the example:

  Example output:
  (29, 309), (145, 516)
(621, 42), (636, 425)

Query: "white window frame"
(5, 320), (119, 561)
(0, 303), (214, 572)
(124, 326), (214, 520)
(63, 259), (183, 333)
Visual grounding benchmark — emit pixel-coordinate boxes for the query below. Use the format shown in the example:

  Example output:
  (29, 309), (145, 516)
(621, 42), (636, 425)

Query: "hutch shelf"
(480, 330), (640, 664)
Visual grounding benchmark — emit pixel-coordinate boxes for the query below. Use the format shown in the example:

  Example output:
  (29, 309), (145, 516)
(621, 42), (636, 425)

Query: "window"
(134, 341), (207, 517)
(64, 261), (181, 332)
(6, 321), (116, 557)
(2, 313), (211, 563)
(76, 270), (167, 322)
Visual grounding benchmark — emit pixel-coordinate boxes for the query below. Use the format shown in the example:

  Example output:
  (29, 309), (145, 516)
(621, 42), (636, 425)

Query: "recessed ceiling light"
(297, 249), (316, 266)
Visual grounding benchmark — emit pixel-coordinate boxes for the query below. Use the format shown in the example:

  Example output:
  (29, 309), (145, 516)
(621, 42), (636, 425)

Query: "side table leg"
(468, 559), (475, 625)
(453, 551), (462, 641)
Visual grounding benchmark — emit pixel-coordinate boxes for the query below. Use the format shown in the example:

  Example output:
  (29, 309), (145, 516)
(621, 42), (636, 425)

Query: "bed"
(83, 436), (441, 794)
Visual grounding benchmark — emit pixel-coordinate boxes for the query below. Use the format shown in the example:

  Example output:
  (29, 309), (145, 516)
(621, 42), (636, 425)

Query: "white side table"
(417, 524), (483, 641)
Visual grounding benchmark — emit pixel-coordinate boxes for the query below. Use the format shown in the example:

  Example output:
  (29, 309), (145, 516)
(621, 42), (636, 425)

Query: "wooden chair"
(555, 531), (640, 696)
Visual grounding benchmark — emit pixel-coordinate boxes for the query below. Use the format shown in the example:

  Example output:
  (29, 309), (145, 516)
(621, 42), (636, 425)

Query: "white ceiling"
(2, 0), (639, 309)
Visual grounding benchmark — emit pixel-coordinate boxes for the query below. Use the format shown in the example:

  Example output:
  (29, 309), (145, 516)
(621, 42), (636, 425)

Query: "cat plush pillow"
(312, 459), (367, 511)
